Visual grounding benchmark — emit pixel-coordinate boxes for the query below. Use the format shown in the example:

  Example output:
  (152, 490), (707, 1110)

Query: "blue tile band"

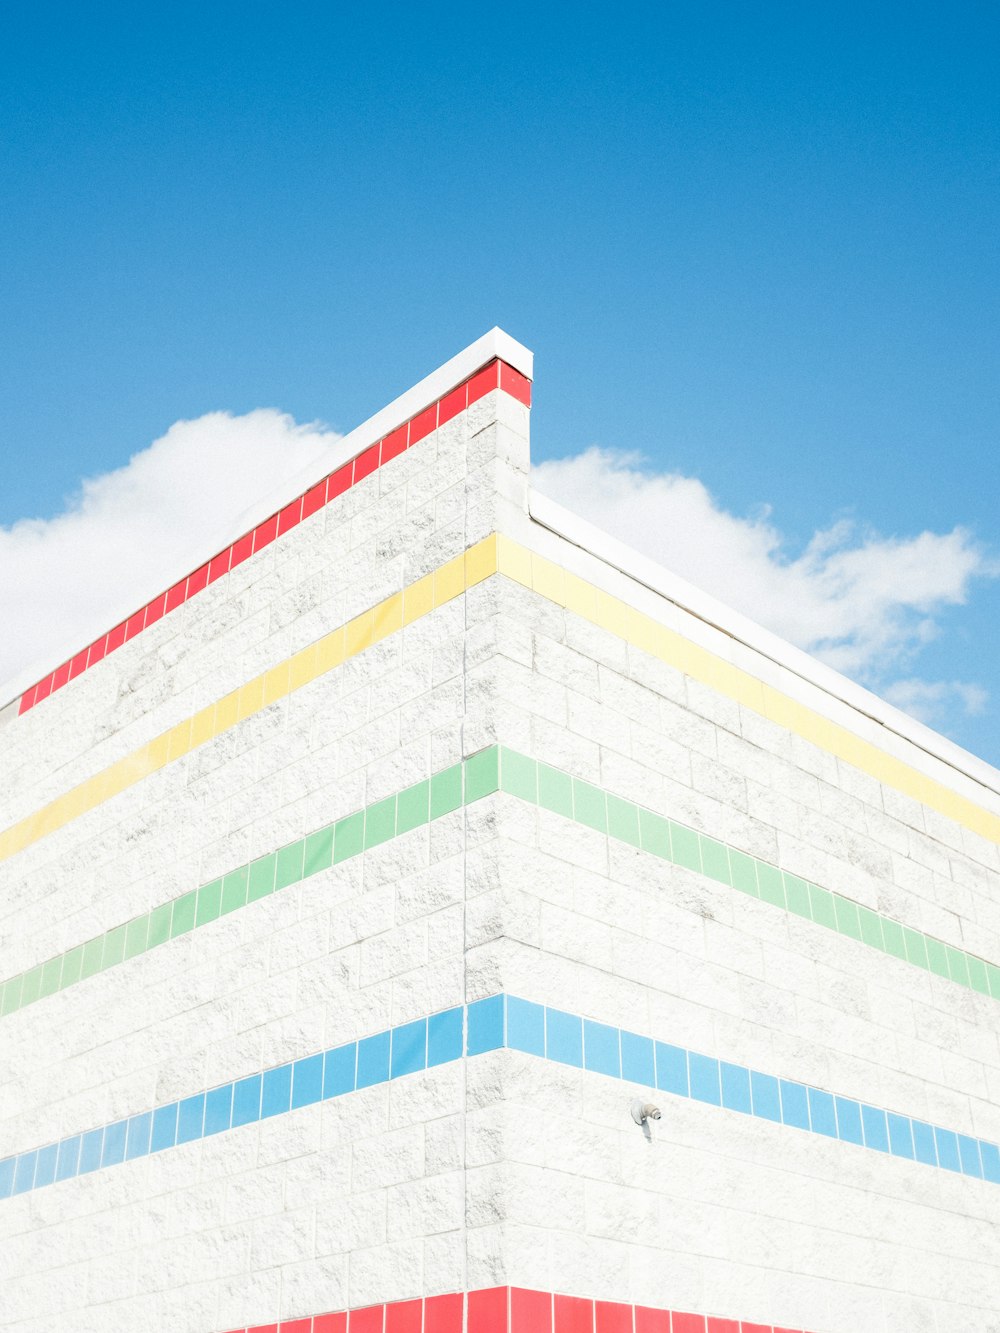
(1, 995), (997, 1201)
(0, 1000), (473, 1202)
(501, 996), (1000, 1186)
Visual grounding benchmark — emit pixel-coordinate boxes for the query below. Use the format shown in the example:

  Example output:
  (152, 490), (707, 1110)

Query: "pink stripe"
(15, 359), (531, 718)
(216, 1287), (815, 1333)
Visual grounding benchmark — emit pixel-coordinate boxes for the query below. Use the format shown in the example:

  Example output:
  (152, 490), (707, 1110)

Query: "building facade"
(1, 330), (999, 1333)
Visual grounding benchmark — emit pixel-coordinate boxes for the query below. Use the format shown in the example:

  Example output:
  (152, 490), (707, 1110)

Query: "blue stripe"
(502, 997), (999, 1187)
(2, 994), (998, 1200)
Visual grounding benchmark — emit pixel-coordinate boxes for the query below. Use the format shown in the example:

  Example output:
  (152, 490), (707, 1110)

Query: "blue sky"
(2, 3), (999, 763)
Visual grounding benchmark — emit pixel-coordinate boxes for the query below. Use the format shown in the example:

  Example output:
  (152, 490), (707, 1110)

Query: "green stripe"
(0, 749), (500, 1019)
(496, 747), (1000, 1004)
(4, 743), (998, 1019)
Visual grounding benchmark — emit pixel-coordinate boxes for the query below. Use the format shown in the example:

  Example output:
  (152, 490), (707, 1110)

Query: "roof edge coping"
(528, 486), (1000, 804)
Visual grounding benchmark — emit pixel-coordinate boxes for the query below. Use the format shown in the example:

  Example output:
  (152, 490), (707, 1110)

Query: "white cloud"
(2, 421), (993, 738)
(532, 446), (995, 723)
(0, 409), (343, 694)
(882, 678), (988, 724)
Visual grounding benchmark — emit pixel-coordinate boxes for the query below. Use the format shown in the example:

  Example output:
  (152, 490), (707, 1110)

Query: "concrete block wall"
(0, 339), (528, 1332)
(459, 503), (1000, 1330)
(1, 330), (998, 1333)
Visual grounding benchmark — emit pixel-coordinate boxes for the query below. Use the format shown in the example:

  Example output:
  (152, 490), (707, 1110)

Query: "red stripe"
(105, 620), (127, 654)
(68, 647), (89, 679)
(385, 1298), (422, 1331)
(352, 442), (381, 483)
(186, 562), (210, 598)
(499, 361), (531, 407)
(302, 479), (327, 521)
(438, 383), (469, 427)
(229, 532), (254, 569)
(217, 1288), (813, 1333)
(143, 593), (166, 630)
(409, 402), (438, 446)
(165, 579), (187, 613)
(207, 549), (232, 585)
(380, 424), (408, 464)
(13, 358), (529, 719)
(253, 514), (278, 553)
(277, 497), (304, 537)
(467, 361), (499, 404)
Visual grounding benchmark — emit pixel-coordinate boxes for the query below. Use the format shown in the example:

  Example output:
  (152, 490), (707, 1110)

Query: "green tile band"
(0, 747), (500, 1020)
(495, 747), (1000, 1004)
(3, 744), (998, 1020)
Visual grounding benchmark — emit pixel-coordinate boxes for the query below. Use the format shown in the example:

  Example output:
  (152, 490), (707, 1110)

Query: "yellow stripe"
(5, 530), (999, 862)
(496, 535), (1000, 845)
(0, 537), (499, 862)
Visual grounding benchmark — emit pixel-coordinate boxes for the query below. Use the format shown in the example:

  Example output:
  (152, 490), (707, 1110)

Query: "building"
(1, 329), (999, 1332)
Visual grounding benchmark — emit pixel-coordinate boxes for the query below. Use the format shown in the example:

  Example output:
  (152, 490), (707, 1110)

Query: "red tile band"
(218, 1288), (812, 1333)
(16, 358), (531, 719)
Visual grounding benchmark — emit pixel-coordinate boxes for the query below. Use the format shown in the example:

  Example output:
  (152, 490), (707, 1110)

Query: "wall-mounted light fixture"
(630, 1099), (662, 1126)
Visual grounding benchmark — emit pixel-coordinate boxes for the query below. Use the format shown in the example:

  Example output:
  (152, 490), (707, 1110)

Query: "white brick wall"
(0, 381), (526, 1331)
(2, 343), (999, 1333)
(462, 522), (1000, 1329)
(465, 1049), (1000, 1332)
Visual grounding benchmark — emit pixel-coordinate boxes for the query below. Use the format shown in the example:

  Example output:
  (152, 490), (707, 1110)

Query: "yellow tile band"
(0, 537), (500, 863)
(4, 531), (999, 865)
(496, 535), (1000, 846)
